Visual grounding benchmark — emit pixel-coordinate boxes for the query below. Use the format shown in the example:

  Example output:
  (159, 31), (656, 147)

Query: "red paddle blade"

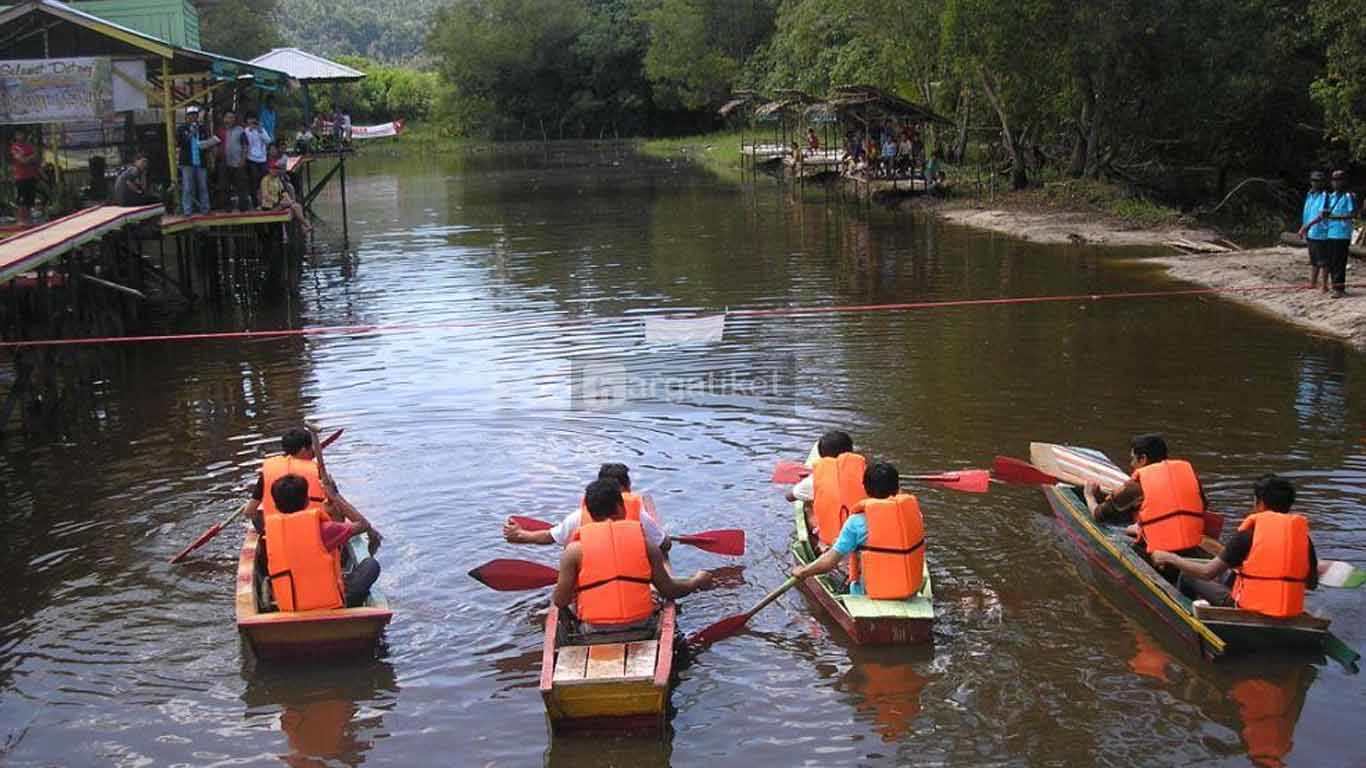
(319, 428), (344, 449)
(509, 515), (553, 532)
(913, 470), (990, 494)
(673, 529), (745, 556)
(468, 559), (559, 591)
(1203, 511), (1224, 539)
(991, 456), (1059, 486)
(770, 460), (811, 484)
(687, 612), (752, 647)
(167, 522), (223, 564)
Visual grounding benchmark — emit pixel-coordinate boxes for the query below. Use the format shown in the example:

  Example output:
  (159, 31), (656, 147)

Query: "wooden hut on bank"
(813, 84), (953, 197)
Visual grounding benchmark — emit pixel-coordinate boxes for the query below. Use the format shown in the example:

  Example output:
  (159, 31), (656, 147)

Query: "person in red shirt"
(8, 128), (40, 226)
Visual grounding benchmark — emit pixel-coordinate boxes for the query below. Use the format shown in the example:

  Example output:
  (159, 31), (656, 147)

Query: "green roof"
(69, 0), (198, 47)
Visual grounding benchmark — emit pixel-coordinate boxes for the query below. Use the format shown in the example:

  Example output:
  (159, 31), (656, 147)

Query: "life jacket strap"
(1138, 509), (1204, 528)
(578, 575), (653, 593)
(1236, 571), (1309, 584)
(859, 538), (925, 556)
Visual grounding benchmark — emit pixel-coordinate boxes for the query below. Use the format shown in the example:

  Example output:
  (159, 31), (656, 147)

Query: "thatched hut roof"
(817, 84), (953, 126)
(717, 90), (762, 117)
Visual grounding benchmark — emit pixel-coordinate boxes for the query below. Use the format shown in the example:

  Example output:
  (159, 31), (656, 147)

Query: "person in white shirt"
(503, 464), (669, 549)
(243, 112), (273, 204)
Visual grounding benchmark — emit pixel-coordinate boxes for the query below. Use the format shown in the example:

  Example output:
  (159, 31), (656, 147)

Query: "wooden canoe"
(539, 602), (675, 734)
(1029, 442), (1359, 670)
(235, 530), (393, 661)
(790, 499), (934, 645)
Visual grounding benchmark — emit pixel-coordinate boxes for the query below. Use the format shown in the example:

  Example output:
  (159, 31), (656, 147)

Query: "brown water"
(1, 144), (1363, 767)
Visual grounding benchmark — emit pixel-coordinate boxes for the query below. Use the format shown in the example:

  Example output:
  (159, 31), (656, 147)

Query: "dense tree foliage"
(198, 0), (283, 60)
(274, 0), (445, 63)
(1311, 0), (1366, 162)
(309, 57), (439, 122)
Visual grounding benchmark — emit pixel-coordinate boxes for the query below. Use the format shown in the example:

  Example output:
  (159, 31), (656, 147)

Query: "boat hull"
(791, 500), (934, 645)
(235, 530), (393, 661)
(539, 602), (675, 734)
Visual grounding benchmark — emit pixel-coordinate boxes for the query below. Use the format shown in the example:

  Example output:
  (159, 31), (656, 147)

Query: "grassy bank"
(943, 170), (1186, 230)
(638, 131), (746, 182)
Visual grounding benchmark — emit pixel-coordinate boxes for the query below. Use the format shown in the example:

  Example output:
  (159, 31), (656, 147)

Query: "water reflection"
(241, 659), (399, 767)
(841, 646), (934, 742)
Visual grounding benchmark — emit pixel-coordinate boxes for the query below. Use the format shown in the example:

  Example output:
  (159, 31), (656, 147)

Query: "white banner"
(0, 58), (114, 124)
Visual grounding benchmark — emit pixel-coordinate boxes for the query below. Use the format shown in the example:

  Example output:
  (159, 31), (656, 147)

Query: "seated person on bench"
(265, 474), (382, 610)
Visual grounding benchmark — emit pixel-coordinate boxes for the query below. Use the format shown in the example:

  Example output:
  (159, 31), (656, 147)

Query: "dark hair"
(1130, 433), (1168, 464)
(817, 430), (854, 458)
(280, 427), (312, 456)
(864, 462), (900, 498)
(245, 111), (258, 121)
(597, 463), (631, 491)
(271, 474), (310, 513)
(583, 479), (623, 522)
(1253, 474), (1295, 513)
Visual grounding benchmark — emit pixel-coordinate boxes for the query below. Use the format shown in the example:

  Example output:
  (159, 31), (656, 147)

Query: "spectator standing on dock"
(244, 113), (272, 204)
(1323, 170), (1357, 298)
(7, 128), (40, 225)
(258, 95), (278, 143)
(113, 153), (156, 206)
(1298, 171), (1331, 292)
(176, 106), (216, 216)
(807, 127), (820, 152)
(215, 111), (251, 211)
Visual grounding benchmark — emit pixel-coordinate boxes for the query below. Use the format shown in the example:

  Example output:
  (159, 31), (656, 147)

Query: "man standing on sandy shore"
(1299, 171), (1330, 292)
(1323, 170), (1357, 298)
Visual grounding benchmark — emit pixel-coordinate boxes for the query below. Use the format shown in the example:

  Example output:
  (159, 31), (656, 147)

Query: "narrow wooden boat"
(539, 602), (675, 733)
(235, 530), (393, 660)
(790, 499), (934, 645)
(1029, 442), (1360, 670)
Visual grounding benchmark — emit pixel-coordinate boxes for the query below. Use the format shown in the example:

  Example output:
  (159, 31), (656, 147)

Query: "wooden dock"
(160, 210), (291, 236)
(0, 205), (162, 283)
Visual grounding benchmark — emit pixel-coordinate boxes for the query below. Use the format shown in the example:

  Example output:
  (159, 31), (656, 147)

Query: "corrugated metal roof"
(249, 48), (365, 83)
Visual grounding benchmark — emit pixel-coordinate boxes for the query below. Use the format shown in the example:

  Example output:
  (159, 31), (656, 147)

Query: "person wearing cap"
(1322, 171), (1357, 297)
(175, 106), (217, 216)
(258, 143), (312, 233)
(1298, 171), (1331, 292)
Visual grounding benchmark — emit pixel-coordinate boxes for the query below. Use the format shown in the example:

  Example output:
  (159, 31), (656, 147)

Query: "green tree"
(199, 0), (283, 60)
(1311, 0), (1366, 161)
(636, 0), (775, 110)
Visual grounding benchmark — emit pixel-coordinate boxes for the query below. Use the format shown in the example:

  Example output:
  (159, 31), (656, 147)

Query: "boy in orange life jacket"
(552, 479), (712, 631)
(1152, 475), (1318, 616)
(791, 462), (926, 598)
(1083, 433), (1208, 556)
(248, 427), (331, 532)
(786, 430), (866, 549)
(502, 463), (670, 550)
(267, 474), (382, 608)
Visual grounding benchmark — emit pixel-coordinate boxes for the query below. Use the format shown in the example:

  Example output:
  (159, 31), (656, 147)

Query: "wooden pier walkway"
(0, 205), (162, 283)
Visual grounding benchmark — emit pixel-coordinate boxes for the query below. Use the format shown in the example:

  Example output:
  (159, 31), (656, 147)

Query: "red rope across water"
(0, 281), (1358, 349)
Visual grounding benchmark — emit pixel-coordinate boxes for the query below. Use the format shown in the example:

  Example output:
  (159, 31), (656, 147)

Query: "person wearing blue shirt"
(792, 461), (925, 597)
(1322, 170), (1357, 298)
(1298, 171), (1330, 292)
(259, 96), (277, 144)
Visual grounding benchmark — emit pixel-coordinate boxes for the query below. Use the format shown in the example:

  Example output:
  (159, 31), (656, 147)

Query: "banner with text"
(0, 58), (114, 124)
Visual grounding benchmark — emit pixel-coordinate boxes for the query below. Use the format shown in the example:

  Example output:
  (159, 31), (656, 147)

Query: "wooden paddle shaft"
(746, 577), (799, 619)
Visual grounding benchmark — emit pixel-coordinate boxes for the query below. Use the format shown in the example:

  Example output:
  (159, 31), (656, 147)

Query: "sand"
(935, 204), (1221, 248)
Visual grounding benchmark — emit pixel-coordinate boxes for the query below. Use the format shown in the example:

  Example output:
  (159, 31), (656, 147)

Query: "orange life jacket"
(574, 520), (654, 626)
(260, 454), (326, 516)
(812, 453), (867, 546)
(1132, 460), (1205, 553)
(264, 508), (344, 612)
(1231, 512), (1311, 618)
(579, 491), (644, 522)
(1230, 677), (1296, 766)
(854, 494), (926, 599)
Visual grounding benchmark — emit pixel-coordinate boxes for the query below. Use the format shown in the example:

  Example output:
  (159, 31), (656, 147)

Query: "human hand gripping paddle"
(167, 428), (343, 564)
(505, 515), (746, 557)
(770, 460), (990, 493)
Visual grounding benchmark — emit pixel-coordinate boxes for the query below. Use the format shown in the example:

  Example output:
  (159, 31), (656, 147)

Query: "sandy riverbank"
(934, 204), (1222, 248)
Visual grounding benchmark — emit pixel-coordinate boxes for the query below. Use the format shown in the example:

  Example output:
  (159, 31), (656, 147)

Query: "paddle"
(687, 576), (799, 647)
(507, 515), (747, 556)
(771, 460), (990, 493)
(469, 558), (560, 591)
(168, 428), (344, 564)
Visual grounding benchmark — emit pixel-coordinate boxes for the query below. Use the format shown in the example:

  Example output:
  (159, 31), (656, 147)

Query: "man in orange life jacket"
(786, 430), (867, 552)
(248, 427), (332, 532)
(552, 478), (712, 631)
(265, 474), (382, 609)
(791, 462), (926, 599)
(503, 463), (669, 551)
(1152, 474), (1318, 617)
(1083, 433), (1208, 557)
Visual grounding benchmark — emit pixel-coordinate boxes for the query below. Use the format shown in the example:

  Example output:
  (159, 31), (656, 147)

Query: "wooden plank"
(1195, 604), (1331, 631)
(624, 641), (657, 678)
(554, 646), (589, 682)
(584, 643), (626, 680)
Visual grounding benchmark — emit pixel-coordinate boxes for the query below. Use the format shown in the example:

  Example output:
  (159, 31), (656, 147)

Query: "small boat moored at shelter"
(235, 530), (393, 661)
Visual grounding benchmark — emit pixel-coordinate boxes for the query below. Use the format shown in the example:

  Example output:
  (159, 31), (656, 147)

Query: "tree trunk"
(1083, 81), (1104, 179)
(978, 67), (1027, 189)
(953, 83), (971, 163)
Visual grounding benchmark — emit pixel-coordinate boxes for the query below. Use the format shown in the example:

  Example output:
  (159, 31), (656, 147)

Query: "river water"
(1, 144), (1362, 767)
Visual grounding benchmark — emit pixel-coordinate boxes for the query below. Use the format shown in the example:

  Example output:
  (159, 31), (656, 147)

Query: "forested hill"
(276, 0), (444, 62)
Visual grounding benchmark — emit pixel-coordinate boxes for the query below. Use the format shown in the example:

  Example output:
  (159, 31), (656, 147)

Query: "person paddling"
(1083, 433), (1208, 558)
(247, 427), (331, 530)
(1152, 474), (1318, 616)
(790, 462), (927, 598)
(552, 479), (712, 632)
(503, 463), (669, 549)
(265, 474), (382, 610)
(787, 430), (867, 552)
